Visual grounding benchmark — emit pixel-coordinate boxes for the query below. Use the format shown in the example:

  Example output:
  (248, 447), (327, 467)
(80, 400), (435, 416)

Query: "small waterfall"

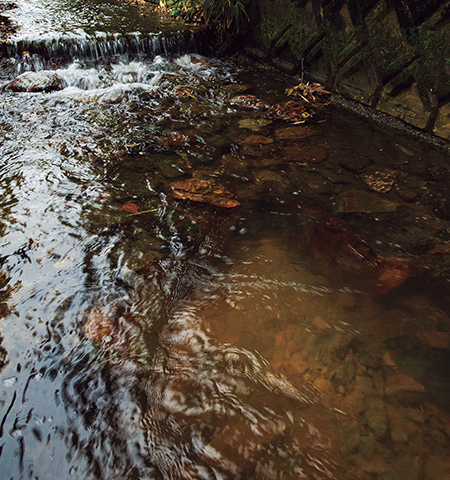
(0, 0), (209, 71)
(1, 31), (209, 71)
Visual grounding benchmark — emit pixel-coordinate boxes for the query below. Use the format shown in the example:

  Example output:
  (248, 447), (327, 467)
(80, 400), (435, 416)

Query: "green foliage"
(164, 0), (250, 38)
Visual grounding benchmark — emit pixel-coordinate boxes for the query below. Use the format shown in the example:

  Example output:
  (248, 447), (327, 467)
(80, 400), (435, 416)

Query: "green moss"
(251, 19), (284, 49)
(312, 18), (364, 69)
(365, 20), (410, 76)
(411, 25), (450, 95)
(330, 31), (361, 66)
(274, 25), (320, 57)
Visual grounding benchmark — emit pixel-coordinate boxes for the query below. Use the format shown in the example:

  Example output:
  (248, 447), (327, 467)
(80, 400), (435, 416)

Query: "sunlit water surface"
(0, 1), (449, 479)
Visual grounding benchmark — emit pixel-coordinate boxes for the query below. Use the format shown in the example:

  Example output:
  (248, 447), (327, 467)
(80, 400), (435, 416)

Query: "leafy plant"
(163, 0), (251, 38)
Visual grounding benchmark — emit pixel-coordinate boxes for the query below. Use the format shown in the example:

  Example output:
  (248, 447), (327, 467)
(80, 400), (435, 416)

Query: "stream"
(0, 1), (449, 479)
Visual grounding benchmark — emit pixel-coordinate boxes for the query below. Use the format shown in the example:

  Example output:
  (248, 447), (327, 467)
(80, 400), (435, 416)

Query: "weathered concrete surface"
(244, 0), (450, 139)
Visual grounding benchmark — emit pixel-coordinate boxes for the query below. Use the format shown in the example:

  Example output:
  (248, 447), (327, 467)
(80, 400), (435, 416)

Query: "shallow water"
(0, 1), (450, 479)
(5, 0), (182, 39)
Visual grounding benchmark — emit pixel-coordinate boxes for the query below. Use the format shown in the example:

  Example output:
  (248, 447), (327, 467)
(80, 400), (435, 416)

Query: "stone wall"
(244, 0), (450, 139)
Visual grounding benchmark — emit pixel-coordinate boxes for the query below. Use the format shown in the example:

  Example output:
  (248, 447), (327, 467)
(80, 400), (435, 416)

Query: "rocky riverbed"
(0, 2), (449, 476)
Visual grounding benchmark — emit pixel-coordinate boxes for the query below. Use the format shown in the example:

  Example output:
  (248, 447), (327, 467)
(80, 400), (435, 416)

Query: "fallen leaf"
(83, 307), (115, 343)
(122, 203), (138, 214)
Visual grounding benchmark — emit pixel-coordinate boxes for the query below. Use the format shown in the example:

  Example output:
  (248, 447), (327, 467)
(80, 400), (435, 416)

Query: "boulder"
(5, 71), (66, 92)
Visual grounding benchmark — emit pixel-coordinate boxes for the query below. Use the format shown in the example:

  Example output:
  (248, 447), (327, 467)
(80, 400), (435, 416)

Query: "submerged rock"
(365, 406), (388, 440)
(384, 370), (425, 403)
(5, 71), (66, 92)
(171, 178), (240, 208)
(424, 454), (450, 480)
(83, 307), (116, 345)
(311, 316), (332, 336)
(359, 435), (376, 458)
(362, 171), (397, 193)
(374, 257), (412, 294)
(240, 134), (273, 145)
(218, 83), (251, 96)
(337, 153), (372, 172)
(158, 160), (186, 178)
(416, 331), (450, 350)
(386, 404), (419, 443)
(310, 217), (374, 262)
(334, 190), (399, 214)
(274, 125), (321, 141)
(394, 184), (421, 202)
(252, 169), (291, 195)
(283, 144), (327, 164)
(238, 117), (273, 131)
(225, 94), (270, 110)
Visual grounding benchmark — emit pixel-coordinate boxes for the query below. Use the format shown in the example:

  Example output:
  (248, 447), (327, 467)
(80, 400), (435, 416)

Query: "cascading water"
(0, 0), (449, 479)
(1, 0), (206, 70)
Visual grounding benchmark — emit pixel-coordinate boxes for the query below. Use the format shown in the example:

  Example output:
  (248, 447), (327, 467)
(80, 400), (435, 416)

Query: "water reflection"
(0, 35), (448, 480)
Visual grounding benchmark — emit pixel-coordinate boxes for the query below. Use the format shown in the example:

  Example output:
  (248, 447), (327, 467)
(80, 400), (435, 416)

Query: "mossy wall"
(244, 0), (450, 139)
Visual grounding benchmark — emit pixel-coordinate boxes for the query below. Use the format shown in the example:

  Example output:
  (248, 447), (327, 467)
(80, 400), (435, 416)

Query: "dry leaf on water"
(122, 203), (138, 214)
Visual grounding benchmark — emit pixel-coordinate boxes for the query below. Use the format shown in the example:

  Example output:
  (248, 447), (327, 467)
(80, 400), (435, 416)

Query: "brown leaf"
(122, 203), (138, 214)
(84, 308), (115, 343)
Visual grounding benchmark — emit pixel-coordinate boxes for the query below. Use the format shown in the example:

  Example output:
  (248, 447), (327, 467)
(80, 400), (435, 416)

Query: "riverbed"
(0, 1), (449, 479)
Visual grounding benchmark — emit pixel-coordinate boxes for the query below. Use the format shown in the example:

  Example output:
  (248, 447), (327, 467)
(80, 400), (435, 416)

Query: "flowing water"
(0, 1), (449, 479)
